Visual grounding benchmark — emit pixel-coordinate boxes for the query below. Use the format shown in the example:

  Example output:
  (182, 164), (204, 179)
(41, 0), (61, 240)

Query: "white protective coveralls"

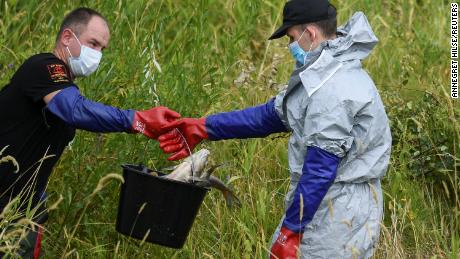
(270, 12), (392, 258)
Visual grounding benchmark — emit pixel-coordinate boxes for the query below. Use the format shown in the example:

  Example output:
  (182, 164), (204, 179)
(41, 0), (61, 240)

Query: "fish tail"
(223, 190), (241, 208)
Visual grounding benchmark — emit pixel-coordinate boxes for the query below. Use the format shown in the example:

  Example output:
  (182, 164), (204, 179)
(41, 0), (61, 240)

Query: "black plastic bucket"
(116, 164), (209, 249)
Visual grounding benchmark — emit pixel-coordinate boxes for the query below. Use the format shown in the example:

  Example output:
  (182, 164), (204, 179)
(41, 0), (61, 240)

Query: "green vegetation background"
(0, 0), (458, 258)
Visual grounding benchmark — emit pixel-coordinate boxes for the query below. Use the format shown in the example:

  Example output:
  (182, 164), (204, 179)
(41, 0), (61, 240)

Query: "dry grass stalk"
(0, 155), (19, 173)
(0, 197), (19, 219)
(61, 173), (125, 258)
(48, 194), (64, 211)
(89, 173), (125, 199)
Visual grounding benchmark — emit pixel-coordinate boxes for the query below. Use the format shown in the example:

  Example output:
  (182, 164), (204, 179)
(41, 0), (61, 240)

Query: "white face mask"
(66, 31), (102, 77)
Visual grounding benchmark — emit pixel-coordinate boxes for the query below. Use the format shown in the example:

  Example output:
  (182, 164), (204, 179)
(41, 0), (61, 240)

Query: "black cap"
(269, 0), (336, 40)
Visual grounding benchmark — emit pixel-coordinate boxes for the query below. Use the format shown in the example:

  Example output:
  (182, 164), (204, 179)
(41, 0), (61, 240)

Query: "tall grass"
(0, 0), (458, 258)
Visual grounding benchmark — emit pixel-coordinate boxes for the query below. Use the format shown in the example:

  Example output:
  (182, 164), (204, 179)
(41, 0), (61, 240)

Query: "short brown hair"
(303, 5), (337, 38)
(56, 7), (107, 42)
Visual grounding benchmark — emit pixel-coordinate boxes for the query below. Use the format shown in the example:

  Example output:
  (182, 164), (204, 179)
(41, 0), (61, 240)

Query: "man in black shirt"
(0, 7), (180, 258)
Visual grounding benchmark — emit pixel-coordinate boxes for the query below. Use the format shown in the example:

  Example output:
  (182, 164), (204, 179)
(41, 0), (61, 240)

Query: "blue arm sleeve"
(205, 98), (288, 140)
(283, 146), (340, 233)
(46, 86), (135, 133)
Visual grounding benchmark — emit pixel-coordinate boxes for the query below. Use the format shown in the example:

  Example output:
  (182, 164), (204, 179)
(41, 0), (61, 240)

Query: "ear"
(60, 28), (73, 47)
(305, 25), (317, 42)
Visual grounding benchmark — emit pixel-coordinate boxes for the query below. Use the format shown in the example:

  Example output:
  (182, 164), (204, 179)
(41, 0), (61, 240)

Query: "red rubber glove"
(158, 117), (208, 160)
(132, 106), (181, 139)
(270, 226), (302, 259)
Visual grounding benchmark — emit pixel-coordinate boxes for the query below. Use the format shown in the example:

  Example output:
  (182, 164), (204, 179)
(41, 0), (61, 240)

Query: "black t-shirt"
(0, 53), (76, 213)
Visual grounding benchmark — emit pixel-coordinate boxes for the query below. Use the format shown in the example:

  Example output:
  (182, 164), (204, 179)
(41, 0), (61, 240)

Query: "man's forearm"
(205, 98), (289, 140)
(46, 86), (134, 132)
(283, 146), (340, 232)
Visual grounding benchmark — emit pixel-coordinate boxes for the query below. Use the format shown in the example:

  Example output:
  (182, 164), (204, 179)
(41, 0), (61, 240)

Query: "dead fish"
(164, 149), (210, 181)
(163, 149), (240, 207)
(189, 164), (241, 208)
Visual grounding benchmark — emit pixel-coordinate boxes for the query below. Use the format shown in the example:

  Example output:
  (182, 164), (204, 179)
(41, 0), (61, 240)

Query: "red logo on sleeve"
(47, 64), (69, 83)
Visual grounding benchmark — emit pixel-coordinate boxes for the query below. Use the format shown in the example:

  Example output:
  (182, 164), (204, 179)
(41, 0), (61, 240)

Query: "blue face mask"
(288, 29), (313, 66)
(289, 41), (308, 65)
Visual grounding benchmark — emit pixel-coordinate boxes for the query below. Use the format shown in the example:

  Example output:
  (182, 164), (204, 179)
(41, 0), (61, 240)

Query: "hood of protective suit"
(292, 12), (379, 97)
(304, 12), (378, 66)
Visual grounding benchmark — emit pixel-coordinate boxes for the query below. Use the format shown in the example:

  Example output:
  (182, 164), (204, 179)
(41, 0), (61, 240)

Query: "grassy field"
(0, 0), (458, 258)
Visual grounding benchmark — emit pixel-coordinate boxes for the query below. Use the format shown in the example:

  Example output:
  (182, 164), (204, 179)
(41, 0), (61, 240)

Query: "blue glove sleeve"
(205, 98), (288, 140)
(283, 146), (340, 233)
(46, 86), (135, 132)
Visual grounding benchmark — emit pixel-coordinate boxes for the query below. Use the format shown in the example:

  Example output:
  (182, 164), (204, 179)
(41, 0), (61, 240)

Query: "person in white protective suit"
(157, 0), (392, 258)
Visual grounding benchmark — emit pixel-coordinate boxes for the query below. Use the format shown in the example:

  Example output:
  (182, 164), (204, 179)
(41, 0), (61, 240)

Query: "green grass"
(0, 0), (458, 258)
